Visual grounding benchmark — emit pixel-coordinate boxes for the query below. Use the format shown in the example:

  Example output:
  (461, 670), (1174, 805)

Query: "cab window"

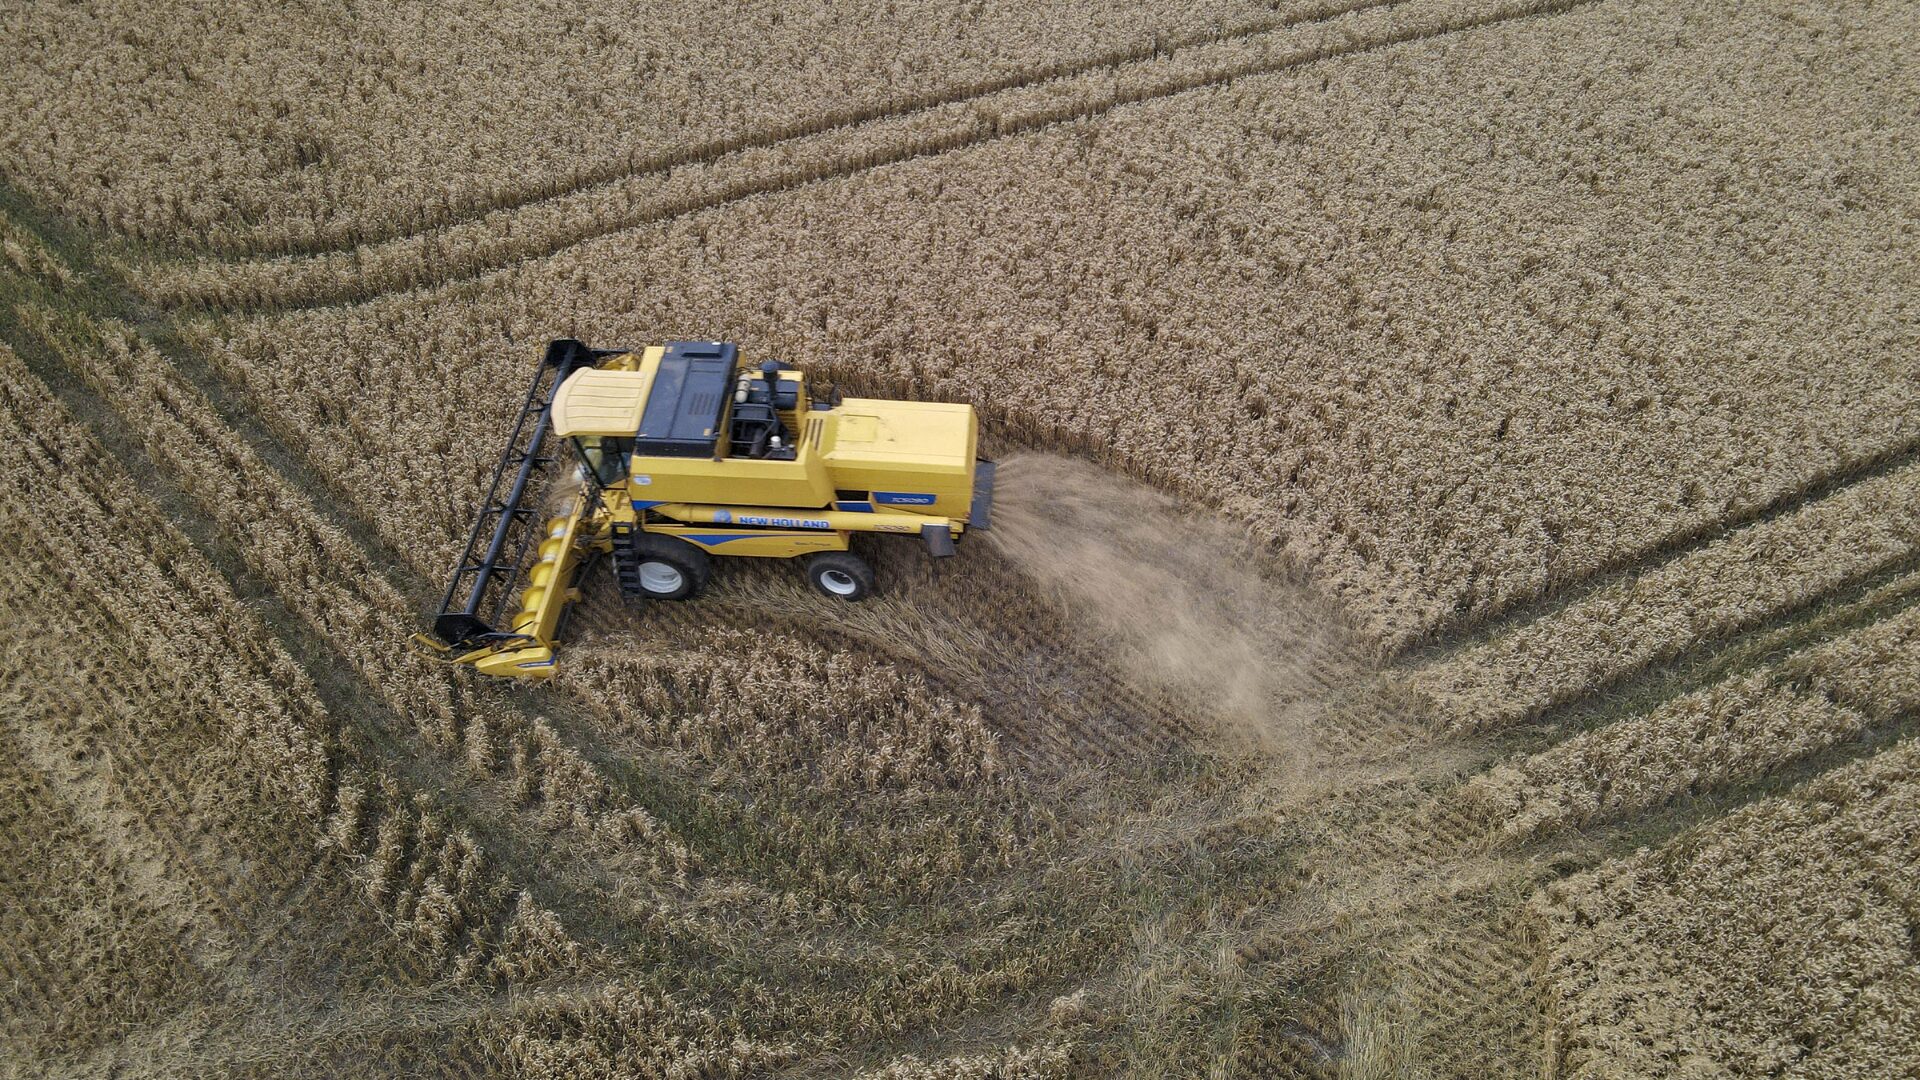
(574, 436), (633, 487)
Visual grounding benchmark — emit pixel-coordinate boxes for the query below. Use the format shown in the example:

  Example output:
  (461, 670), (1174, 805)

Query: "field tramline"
(1537, 737), (1920, 1079)
(140, 0), (1559, 312)
(0, 344), (332, 820)
(1464, 670), (1874, 843)
(1, 0), (1314, 254)
(32, 313), (700, 872)
(1415, 459), (1920, 732)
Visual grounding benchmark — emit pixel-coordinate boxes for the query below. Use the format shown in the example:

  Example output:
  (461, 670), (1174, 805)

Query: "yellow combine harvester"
(420, 339), (993, 679)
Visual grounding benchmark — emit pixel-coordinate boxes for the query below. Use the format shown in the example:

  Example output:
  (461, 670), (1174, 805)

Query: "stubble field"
(2, 0), (1916, 1076)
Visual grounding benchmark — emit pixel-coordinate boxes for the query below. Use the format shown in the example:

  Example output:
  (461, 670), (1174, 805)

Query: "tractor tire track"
(1218, 568), (1920, 1078)
(183, 0), (1410, 262)
(144, 0), (1602, 314)
(8, 289), (1108, 1033)
(0, 307), (640, 960)
(1513, 556), (1920, 744)
(1405, 432), (1920, 665)
(2, 710), (304, 1080)
(6, 5), (1903, 1069)
(1400, 457), (1920, 737)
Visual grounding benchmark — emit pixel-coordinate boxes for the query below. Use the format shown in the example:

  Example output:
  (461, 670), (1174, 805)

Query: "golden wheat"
(142, 0), (1508, 312)
(0, 729), (214, 1062)
(0, 212), (74, 289)
(1, 0), (1307, 253)
(0, 343), (332, 817)
(1536, 738), (1920, 1079)
(1783, 601), (1920, 721)
(0, 342), (572, 994)
(6, 0), (1919, 1072)
(485, 984), (804, 1080)
(1462, 671), (1873, 843)
(195, 0), (1920, 657)
(852, 1042), (1076, 1079)
(1413, 461), (1920, 732)
(30, 312), (696, 877)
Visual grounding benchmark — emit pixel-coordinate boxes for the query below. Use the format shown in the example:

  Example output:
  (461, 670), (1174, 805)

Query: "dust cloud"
(986, 453), (1365, 762)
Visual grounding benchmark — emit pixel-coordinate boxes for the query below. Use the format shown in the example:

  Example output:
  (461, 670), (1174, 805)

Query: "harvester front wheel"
(804, 551), (875, 601)
(621, 534), (711, 601)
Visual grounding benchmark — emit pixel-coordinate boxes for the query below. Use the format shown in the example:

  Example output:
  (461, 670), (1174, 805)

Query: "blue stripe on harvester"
(631, 500), (664, 510)
(834, 501), (874, 513)
(873, 491), (936, 506)
(678, 533), (777, 547)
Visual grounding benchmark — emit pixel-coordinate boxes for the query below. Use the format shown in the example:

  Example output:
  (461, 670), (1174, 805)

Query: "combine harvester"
(419, 339), (994, 679)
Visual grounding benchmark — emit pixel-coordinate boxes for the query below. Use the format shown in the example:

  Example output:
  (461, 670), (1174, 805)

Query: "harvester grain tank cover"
(635, 341), (736, 458)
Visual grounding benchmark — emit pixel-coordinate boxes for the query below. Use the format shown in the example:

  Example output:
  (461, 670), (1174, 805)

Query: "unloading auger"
(415, 339), (994, 679)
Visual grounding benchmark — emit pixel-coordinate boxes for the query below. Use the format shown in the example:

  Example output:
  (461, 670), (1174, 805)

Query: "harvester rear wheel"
(619, 534), (710, 601)
(804, 551), (875, 601)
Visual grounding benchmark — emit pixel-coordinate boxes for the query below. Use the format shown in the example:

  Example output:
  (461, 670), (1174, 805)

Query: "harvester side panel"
(820, 399), (977, 518)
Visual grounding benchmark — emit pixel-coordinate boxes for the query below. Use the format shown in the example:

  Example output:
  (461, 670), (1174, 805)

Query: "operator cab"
(577, 435), (633, 487)
(552, 341), (814, 495)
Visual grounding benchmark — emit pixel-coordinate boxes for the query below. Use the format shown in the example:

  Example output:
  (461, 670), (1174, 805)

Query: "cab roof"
(550, 368), (652, 438)
(549, 341), (742, 452)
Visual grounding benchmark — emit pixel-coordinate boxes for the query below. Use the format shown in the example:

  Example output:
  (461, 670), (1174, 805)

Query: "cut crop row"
(29, 312), (696, 880)
(0, 341), (574, 996)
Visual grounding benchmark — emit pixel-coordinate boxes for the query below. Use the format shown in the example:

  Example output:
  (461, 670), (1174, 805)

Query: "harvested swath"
(202, 0), (1920, 654)
(687, 535), (1210, 765)
(1412, 460), (1920, 733)
(1461, 670), (1873, 843)
(559, 629), (1002, 793)
(318, 769), (523, 978)
(0, 343), (552, 991)
(0, 342), (331, 817)
(0, 0), (1295, 253)
(29, 313), (697, 876)
(0, 730), (212, 1064)
(11, 320), (1238, 1070)
(481, 985), (803, 1080)
(1535, 739), (1920, 1080)
(851, 1042), (1075, 1079)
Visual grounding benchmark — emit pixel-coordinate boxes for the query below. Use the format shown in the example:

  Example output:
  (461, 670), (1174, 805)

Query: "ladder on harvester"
(609, 520), (646, 599)
(427, 339), (613, 654)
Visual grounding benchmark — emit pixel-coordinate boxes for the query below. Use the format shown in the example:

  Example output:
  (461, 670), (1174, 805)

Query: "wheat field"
(2, 0), (1916, 1075)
